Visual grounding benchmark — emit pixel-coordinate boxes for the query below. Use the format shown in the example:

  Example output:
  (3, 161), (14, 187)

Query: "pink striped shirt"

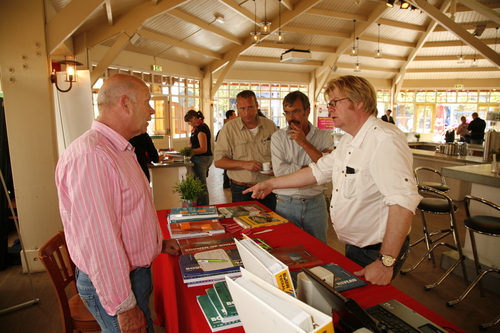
(55, 121), (163, 315)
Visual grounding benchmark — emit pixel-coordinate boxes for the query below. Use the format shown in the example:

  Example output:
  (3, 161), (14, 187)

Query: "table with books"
(152, 201), (466, 333)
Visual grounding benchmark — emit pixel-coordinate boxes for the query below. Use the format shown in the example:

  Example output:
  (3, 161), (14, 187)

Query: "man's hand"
(354, 260), (393, 286)
(117, 305), (147, 333)
(288, 123), (307, 147)
(162, 239), (180, 256)
(243, 160), (263, 172)
(242, 180), (273, 199)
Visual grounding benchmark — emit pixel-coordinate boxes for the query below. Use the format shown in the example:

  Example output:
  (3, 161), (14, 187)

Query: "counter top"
(148, 161), (193, 168)
(411, 149), (486, 164)
(441, 164), (500, 188)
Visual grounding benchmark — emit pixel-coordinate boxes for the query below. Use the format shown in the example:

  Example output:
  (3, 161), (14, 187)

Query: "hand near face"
(288, 122), (307, 147)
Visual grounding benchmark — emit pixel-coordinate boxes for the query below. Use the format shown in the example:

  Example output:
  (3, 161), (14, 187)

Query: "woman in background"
(184, 110), (213, 206)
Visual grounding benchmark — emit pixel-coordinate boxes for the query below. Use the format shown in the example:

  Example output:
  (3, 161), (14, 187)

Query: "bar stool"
(401, 185), (468, 290)
(414, 166), (450, 193)
(411, 167), (451, 250)
(447, 195), (500, 330)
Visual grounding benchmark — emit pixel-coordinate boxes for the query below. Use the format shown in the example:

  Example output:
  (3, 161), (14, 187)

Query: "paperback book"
(290, 263), (367, 292)
(218, 203), (267, 218)
(177, 234), (237, 255)
(179, 248), (243, 282)
(206, 286), (240, 323)
(269, 244), (323, 271)
(213, 281), (239, 321)
(168, 219), (225, 239)
(233, 211), (289, 229)
(196, 294), (242, 332)
(168, 206), (219, 222)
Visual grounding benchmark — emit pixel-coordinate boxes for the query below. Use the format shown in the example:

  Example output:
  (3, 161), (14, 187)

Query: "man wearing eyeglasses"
(244, 76), (421, 286)
(270, 91), (334, 243)
(214, 90), (278, 210)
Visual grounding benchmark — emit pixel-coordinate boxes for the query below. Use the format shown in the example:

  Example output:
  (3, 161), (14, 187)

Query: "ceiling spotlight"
(400, 1), (410, 9)
(386, 0), (396, 7)
(410, 5), (418, 10)
(354, 63), (361, 72)
(215, 15), (225, 24)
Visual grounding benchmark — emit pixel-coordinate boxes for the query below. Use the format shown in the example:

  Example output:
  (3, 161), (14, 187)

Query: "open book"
(234, 237), (295, 296)
(225, 268), (334, 333)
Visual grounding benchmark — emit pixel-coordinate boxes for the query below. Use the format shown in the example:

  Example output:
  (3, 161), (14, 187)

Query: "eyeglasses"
(282, 109), (304, 116)
(327, 97), (349, 108)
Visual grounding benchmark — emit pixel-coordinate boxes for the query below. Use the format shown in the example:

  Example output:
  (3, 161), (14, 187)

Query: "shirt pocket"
(342, 173), (359, 200)
(233, 138), (249, 160)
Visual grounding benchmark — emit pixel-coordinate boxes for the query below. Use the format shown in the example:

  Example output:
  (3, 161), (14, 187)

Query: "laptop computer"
(301, 267), (447, 333)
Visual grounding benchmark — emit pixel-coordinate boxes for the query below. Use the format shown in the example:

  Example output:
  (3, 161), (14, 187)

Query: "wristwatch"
(378, 253), (397, 267)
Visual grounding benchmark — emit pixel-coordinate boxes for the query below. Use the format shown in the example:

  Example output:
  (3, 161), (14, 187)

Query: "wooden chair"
(38, 231), (101, 333)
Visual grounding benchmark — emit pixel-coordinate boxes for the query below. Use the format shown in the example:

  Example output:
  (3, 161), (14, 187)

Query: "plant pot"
(180, 199), (197, 207)
(183, 156), (191, 163)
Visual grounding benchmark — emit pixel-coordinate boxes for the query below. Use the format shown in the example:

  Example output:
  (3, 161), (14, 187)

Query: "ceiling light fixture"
(471, 52), (478, 67)
(350, 20), (358, 56)
(386, 0), (396, 8)
(354, 37), (361, 72)
(400, 1), (410, 9)
(260, 0), (271, 35)
(275, 0), (284, 44)
(410, 5), (418, 10)
(251, 0), (260, 44)
(375, 23), (382, 59)
(457, 41), (465, 63)
(215, 15), (225, 24)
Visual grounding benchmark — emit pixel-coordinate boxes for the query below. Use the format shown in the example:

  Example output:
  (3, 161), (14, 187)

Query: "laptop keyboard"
(367, 304), (420, 333)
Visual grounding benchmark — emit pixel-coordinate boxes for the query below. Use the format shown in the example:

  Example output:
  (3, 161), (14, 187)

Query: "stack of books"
(217, 203), (266, 218)
(233, 211), (289, 229)
(167, 206), (226, 239)
(178, 234), (244, 287)
(196, 281), (242, 332)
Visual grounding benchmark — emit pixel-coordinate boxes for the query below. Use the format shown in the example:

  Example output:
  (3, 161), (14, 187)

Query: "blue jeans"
(191, 155), (213, 206)
(76, 267), (154, 333)
(276, 193), (329, 243)
(345, 236), (410, 280)
(231, 181), (276, 211)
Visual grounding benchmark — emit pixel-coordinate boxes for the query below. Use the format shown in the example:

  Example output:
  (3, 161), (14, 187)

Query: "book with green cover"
(218, 204), (267, 218)
(213, 281), (239, 319)
(206, 287), (240, 323)
(196, 294), (242, 332)
(233, 211), (289, 229)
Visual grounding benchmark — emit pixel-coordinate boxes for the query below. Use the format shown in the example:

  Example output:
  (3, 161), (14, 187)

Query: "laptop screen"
(301, 267), (382, 333)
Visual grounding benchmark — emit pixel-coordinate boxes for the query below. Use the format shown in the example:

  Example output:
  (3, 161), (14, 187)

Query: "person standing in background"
(216, 110), (237, 189)
(467, 112), (486, 145)
(271, 91), (334, 243)
(381, 109), (395, 124)
(129, 132), (159, 182)
(244, 76), (421, 286)
(456, 116), (470, 143)
(55, 74), (180, 333)
(214, 90), (278, 210)
(184, 110), (213, 206)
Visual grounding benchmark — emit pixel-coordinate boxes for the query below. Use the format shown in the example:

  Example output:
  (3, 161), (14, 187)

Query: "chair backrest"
(414, 166), (446, 185)
(38, 231), (77, 333)
(464, 195), (500, 218)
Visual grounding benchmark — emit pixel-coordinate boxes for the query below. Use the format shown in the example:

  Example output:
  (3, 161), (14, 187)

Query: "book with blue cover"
(168, 206), (219, 222)
(290, 263), (366, 292)
(179, 248), (243, 282)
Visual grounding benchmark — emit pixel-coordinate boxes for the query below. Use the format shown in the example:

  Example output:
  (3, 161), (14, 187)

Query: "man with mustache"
(270, 91), (334, 243)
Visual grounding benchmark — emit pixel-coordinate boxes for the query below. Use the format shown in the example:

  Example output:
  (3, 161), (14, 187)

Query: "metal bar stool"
(447, 195), (500, 330)
(411, 167), (451, 250)
(401, 185), (468, 290)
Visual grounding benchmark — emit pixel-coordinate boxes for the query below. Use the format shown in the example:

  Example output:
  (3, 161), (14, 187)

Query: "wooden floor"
(1, 164), (499, 333)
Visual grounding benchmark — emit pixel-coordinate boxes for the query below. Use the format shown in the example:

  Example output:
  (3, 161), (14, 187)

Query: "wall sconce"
(51, 58), (82, 93)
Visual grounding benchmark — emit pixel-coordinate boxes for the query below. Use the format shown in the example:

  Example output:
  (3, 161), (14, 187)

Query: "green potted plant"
(172, 174), (206, 207)
(179, 146), (195, 162)
(414, 133), (421, 142)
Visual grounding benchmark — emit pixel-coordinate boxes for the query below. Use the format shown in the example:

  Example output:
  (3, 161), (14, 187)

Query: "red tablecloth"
(152, 201), (465, 333)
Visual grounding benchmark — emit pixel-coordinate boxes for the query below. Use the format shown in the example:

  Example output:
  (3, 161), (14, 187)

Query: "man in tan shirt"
(214, 90), (278, 210)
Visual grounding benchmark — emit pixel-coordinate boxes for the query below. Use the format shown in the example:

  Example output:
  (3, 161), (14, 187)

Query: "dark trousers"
(230, 182), (276, 211)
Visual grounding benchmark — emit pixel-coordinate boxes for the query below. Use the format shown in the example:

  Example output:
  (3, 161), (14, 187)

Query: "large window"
(396, 90), (500, 134)
(213, 82), (308, 134)
(92, 66), (201, 139)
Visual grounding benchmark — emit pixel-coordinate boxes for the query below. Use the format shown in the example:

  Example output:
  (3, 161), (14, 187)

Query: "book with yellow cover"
(233, 211), (288, 229)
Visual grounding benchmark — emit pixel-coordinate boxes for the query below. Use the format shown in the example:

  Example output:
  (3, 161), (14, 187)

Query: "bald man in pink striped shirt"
(56, 74), (180, 333)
